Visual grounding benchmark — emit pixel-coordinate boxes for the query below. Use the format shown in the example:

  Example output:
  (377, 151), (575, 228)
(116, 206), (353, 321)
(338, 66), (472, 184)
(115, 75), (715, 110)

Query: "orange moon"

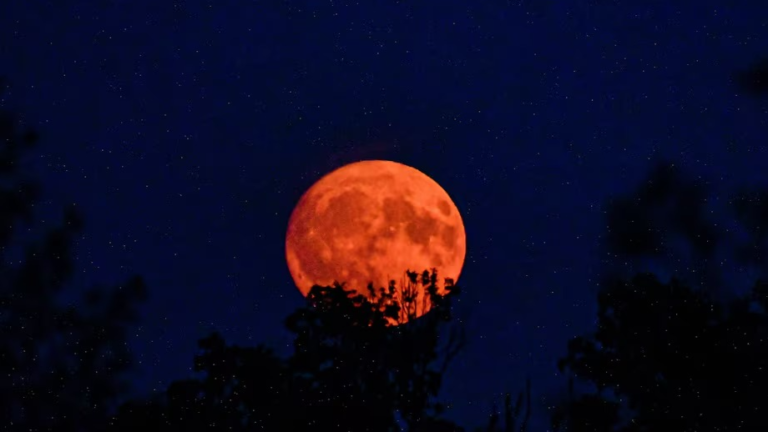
(285, 160), (466, 320)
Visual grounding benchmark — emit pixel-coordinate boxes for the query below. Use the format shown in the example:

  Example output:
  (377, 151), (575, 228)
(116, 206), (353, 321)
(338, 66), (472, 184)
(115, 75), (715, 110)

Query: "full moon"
(285, 160), (466, 321)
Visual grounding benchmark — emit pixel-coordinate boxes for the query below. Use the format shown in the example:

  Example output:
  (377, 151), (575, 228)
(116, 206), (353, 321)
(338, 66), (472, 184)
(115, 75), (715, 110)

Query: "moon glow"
(285, 160), (466, 321)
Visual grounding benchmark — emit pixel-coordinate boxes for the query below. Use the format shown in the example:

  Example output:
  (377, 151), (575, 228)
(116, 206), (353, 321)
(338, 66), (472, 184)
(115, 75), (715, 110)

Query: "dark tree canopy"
(0, 82), (147, 431)
(556, 273), (768, 432)
(603, 162), (719, 260)
(111, 270), (466, 432)
(730, 187), (768, 273)
(554, 161), (768, 431)
(472, 378), (531, 432)
(601, 161), (723, 294)
(736, 58), (768, 97)
(559, 64), (768, 432)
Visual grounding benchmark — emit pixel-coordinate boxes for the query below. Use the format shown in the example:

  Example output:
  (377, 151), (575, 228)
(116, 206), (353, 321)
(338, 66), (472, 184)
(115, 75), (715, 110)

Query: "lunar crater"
(437, 200), (452, 216)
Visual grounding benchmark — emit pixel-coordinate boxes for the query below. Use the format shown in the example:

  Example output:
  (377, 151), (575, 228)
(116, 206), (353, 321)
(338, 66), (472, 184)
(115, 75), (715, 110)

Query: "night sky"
(2, 1), (767, 428)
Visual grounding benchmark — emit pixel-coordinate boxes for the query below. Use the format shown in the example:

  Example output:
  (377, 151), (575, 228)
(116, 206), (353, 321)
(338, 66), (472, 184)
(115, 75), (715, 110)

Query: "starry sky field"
(1, 0), (767, 428)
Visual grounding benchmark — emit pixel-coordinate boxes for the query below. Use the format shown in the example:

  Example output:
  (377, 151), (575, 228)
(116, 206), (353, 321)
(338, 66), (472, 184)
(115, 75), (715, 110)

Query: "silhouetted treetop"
(736, 58), (768, 97)
(730, 187), (768, 273)
(112, 269), (466, 432)
(1, 82), (147, 431)
(556, 272), (768, 432)
(604, 162), (719, 262)
(601, 160), (768, 297)
(554, 159), (768, 431)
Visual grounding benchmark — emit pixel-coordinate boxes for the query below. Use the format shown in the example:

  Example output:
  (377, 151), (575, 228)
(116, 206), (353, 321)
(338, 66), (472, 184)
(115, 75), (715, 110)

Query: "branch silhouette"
(553, 161), (768, 432)
(735, 58), (768, 97)
(0, 80), (147, 431)
(112, 269), (467, 432)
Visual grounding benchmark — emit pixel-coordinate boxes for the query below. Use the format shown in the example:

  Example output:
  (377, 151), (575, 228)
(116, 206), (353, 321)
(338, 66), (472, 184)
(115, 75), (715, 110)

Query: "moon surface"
(285, 160), (466, 321)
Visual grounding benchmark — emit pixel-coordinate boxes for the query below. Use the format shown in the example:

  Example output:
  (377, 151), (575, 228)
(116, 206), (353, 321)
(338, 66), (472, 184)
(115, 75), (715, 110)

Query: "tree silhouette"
(736, 58), (768, 97)
(553, 162), (768, 431)
(556, 273), (768, 432)
(601, 161), (722, 291)
(549, 377), (620, 432)
(473, 378), (531, 432)
(112, 269), (466, 432)
(730, 187), (768, 276)
(0, 80), (147, 431)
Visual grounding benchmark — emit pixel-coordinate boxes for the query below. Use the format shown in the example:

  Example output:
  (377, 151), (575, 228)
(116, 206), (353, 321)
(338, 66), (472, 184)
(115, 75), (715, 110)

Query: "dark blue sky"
(2, 1), (767, 428)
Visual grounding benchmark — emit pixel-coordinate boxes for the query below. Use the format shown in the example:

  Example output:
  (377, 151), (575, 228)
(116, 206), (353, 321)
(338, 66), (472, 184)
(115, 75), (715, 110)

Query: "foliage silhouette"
(601, 161), (722, 291)
(735, 58), (768, 97)
(553, 162), (768, 431)
(604, 162), (719, 260)
(556, 273), (768, 432)
(0, 80), (147, 431)
(730, 187), (768, 275)
(111, 269), (466, 432)
(473, 377), (531, 432)
(550, 380), (620, 432)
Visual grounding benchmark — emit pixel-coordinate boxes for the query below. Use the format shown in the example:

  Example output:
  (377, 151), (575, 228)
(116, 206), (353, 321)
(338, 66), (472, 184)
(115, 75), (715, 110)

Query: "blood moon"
(285, 160), (466, 321)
